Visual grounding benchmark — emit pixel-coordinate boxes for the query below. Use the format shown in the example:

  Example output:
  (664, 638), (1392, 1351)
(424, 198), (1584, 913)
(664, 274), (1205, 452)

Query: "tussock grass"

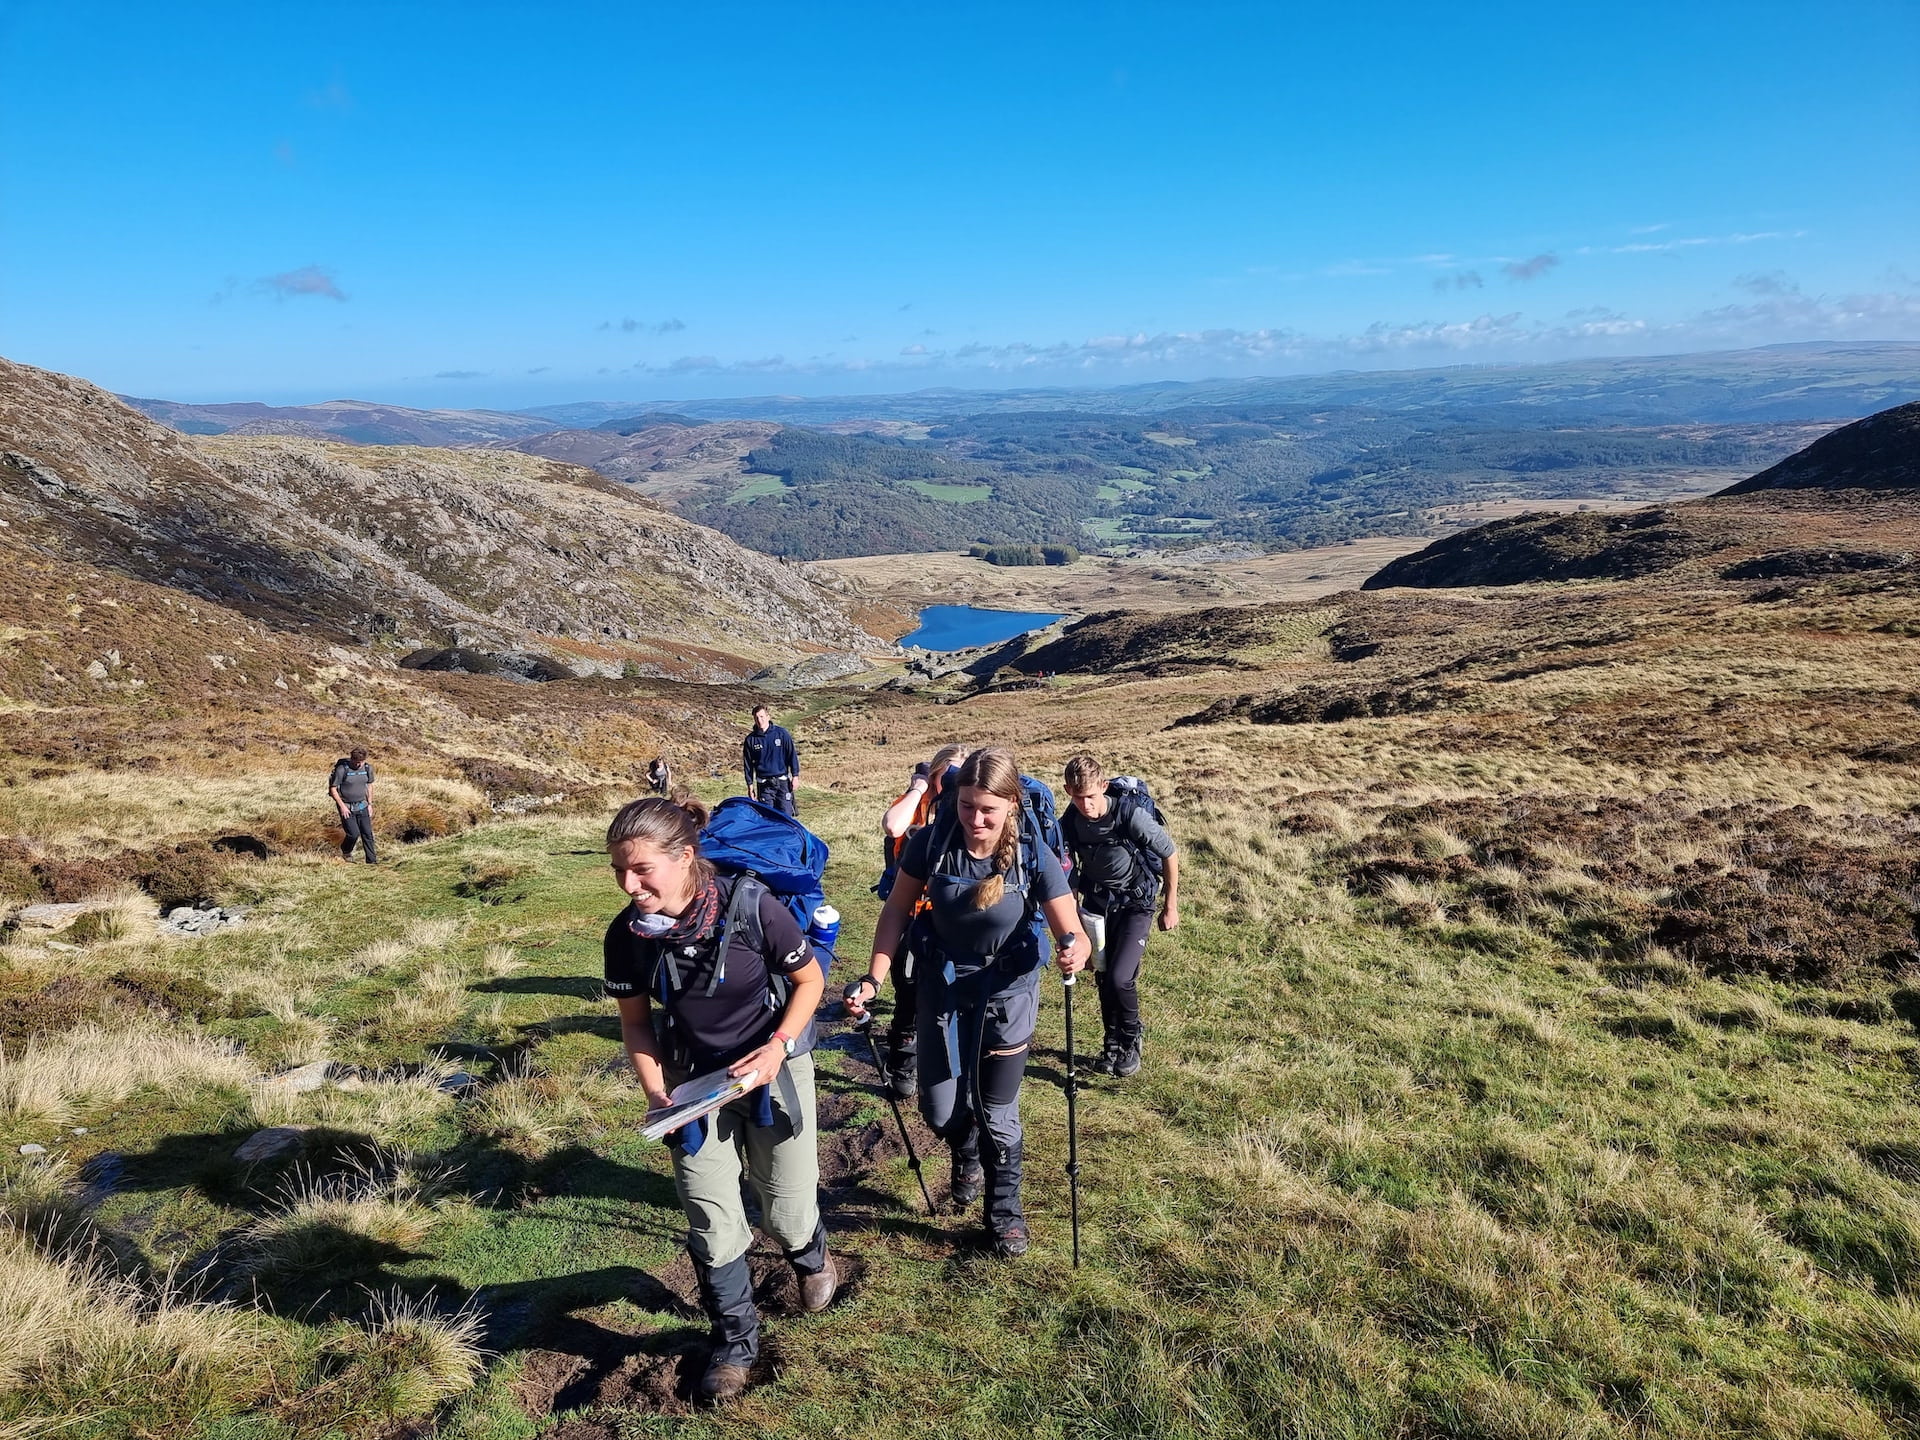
(464, 1066), (628, 1159)
(308, 1288), (485, 1419)
(0, 1229), (269, 1399)
(0, 1022), (251, 1129)
(234, 1154), (449, 1288)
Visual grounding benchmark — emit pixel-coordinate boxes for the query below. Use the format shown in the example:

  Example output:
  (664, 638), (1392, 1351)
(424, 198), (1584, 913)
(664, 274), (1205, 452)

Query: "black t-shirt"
(899, 822), (1070, 959)
(603, 879), (812, 1061)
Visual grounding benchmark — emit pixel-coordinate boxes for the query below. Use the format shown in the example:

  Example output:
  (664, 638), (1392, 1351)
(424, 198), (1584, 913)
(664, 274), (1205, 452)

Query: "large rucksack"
(645, 796), (834, 1060)
(1073, 775), (1167, 912)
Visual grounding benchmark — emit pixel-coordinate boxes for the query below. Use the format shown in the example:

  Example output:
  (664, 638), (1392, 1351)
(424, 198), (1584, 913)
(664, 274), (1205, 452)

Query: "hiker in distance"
(647, 754), (672, 795)
(328, 746), (377, 865)
(846, 746), (1089, 1258)
(602, 794), (837, 1404)
(1060, 755), (1178, 1079)
(741, 704), (800, 815)
(873, 743), (969, 1099)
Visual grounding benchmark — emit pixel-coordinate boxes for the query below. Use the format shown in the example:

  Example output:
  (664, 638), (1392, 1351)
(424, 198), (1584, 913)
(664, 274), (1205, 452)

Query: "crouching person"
(602, 794), (836, 1404)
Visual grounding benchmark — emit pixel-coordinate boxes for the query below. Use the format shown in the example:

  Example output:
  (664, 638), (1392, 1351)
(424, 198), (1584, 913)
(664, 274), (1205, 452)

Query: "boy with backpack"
(328, 746), (377, 864)
(1059, 755), (1179, 1079)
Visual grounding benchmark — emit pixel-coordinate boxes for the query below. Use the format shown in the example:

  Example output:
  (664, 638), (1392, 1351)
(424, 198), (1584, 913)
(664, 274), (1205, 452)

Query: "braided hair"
(954, 747), (1025, 910)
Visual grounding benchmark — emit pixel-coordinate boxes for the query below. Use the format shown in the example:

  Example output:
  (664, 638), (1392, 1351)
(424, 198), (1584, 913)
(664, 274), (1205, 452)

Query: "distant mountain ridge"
(8, 358), (876, 680)
(1718, 401), (1920, 494)
(122, 395), (559, 447)
(1361, 398), (1920, 591)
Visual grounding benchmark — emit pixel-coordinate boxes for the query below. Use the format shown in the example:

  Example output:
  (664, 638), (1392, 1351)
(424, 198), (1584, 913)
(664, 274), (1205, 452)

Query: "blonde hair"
(1062, 754), (1104, 794)
(955, 747), (1024, 910)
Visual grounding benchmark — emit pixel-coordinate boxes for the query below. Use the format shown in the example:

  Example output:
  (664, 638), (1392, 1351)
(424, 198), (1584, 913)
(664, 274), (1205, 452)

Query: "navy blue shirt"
(742, 724), (799, 781)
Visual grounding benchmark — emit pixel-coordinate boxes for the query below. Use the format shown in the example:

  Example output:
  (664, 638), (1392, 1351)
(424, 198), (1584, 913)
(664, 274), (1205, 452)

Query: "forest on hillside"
(683, 409), (1820, 558)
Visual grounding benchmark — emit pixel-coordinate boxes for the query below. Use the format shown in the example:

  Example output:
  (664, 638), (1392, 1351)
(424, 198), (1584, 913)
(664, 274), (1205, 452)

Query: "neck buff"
(630, 876), (722, 946)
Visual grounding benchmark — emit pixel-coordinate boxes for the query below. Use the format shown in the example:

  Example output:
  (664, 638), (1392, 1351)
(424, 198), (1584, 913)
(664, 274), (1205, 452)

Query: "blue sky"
(1, 0), (1915, 408)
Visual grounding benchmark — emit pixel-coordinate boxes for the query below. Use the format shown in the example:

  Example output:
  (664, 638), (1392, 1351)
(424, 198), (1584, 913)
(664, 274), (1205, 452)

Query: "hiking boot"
(698, 1358), (751, 1404)
(949, 1154), (984, 1209)
(1088, 1035), (1121, 1077)
(1114, 1032), (1143, 1079)
(798, 1256), (838, 1313)
(888, 1048), (917, 1101)
(990, 1222), (1030, 1259)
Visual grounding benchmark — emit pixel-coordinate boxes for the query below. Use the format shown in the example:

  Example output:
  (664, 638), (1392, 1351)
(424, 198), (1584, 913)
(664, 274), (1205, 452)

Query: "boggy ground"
(6, 497), (1920, 1436)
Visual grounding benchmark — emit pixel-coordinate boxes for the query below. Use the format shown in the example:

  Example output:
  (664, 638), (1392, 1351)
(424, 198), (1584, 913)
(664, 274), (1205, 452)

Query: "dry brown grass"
(0, 1022), (252, 1129)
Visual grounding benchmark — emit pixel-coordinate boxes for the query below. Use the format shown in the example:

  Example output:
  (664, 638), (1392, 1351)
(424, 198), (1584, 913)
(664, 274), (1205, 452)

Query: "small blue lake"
(900, 604), (1064, 651)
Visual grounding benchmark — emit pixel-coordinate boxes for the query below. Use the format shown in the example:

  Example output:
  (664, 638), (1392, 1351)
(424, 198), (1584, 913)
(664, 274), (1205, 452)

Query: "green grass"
(7, 779), (1920, 1436)
(726, 475), (790, 505)
(903, 480), (992, 504)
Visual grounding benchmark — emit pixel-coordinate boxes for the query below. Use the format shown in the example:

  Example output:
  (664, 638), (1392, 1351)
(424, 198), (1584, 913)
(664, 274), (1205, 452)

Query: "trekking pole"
(852, 1011), (935, 1214)
(1062, 970), (1082, 1268)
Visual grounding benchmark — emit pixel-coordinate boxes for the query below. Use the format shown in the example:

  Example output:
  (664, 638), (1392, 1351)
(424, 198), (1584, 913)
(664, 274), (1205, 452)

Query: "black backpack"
(1071, 776), (1167, 913)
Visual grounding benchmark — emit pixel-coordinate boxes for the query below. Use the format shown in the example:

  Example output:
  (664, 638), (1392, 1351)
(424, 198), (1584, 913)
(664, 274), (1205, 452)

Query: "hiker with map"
(846, 746), (1088, 1258)
(601, 793), (838, 1404)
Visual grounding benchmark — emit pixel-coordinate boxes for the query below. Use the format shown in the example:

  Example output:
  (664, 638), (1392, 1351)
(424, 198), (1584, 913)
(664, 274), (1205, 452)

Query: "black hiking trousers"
(1094, 906), (1153, 1040)
(887, 945), (920, 1062)
(340, 807), (378, 864)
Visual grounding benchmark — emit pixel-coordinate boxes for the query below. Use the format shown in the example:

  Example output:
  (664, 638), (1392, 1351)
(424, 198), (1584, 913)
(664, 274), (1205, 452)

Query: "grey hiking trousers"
(670, 1052), (821, 1270)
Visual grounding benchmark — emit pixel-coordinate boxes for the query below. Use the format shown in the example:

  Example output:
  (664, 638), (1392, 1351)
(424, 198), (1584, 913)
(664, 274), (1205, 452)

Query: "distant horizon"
(112, 339), (1920, 421)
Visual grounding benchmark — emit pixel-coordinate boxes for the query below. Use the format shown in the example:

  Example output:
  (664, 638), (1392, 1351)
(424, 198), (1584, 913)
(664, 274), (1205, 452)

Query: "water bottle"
(809, 904), (841, 956)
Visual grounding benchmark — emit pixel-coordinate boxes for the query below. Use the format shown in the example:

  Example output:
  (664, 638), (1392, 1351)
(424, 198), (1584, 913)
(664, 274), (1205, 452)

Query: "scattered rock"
(69, 1127), (87, 1136)
(436, 1070), (481, 1096)
(161, 904), (248, 937)
(258, 1059), (331, 1093)
(749, 650), (871, 690)
(18, 1143), (47, 1156)
(233, 1126), (311, 1163)
(11, 902), (90, 933)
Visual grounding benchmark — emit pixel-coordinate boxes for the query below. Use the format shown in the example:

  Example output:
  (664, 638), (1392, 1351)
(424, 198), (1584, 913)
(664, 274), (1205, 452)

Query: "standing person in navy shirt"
(741, 705), (800, 815)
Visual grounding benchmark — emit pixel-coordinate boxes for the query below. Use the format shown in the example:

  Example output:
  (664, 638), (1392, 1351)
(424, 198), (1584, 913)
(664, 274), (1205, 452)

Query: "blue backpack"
(697, 796), (834, 981)
(638, 797), (835, 1064)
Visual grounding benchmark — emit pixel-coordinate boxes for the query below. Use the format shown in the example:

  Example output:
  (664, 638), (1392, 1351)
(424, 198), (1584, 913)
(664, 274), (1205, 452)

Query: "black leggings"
(1096, 907), (1153, 1037)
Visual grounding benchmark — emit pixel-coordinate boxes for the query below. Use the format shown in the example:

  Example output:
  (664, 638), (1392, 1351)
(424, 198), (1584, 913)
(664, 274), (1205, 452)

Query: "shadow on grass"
(473, 974), (607, 1000)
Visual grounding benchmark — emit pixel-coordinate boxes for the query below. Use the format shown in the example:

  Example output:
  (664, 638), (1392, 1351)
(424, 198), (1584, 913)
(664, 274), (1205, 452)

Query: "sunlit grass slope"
(4, 749), (1919, 1436)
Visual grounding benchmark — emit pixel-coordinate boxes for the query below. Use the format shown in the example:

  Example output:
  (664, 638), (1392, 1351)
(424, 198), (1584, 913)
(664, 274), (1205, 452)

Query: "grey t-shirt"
(900, 823), (1071, 959)
(330, 761), (374, 807)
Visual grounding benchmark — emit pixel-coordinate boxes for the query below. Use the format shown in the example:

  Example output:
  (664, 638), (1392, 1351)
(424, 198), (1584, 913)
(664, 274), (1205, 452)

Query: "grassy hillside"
(7, 475), (1920, 1435)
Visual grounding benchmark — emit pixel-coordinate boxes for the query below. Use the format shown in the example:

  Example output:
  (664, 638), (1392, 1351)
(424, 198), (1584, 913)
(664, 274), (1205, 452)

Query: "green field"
(726, 475), (790, 505)
(10, 747), (1920, 1436)
(902, 480), (992, 504)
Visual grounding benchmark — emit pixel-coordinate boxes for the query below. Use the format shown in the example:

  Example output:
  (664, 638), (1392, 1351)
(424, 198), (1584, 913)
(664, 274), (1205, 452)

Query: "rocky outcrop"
(1, 357), (879, 671)
(1362, 508), (1738, 590)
